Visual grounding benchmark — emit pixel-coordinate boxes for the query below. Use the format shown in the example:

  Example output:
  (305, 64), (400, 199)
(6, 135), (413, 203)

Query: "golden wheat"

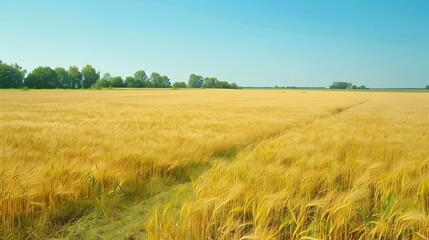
(1, 89), (428, 239)
(146, 91), (429, 239)
(0, 89), (321, 236)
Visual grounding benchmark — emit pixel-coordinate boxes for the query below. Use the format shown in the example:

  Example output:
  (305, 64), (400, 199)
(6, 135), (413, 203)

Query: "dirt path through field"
(55, 183), (189, 239)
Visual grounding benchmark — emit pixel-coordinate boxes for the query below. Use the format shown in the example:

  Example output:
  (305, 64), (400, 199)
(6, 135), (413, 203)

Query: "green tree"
(425, 85), (429, 89)
(11, 63), (27, 81)
(134, 78), (144, 87)
(150, 72), (161, 87)
(172, 81), (187, 89)
(230, 83), (239, 89)
(0, 62), (24, 88)
(91, 81), (104, 89)
(351, 85), (357, 89)
(134, 70), (149, 87)
(124, 76), (148, 88)
(215, 80), (231, 88)
(359, 85), (367, 89)
(162, 75), (171, 88)
(124, 76), (134, 87)
(24, 66), (59, 89)
(202, 77), (218, 88)
(150, 72), (171, 88)
(329, 82), (352, 89)
(68, 66), (82, 89)
(109, 76), (124, 87)
(55, 67), (72, 88)
(97, 79), (109, 88)
(101, 72), (112, 81)
(81, 65), (100, 88)
(98, 73), (112, 87)
(188, 74), (203, 88)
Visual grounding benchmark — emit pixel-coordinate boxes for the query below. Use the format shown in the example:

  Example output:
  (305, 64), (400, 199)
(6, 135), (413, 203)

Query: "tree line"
(186, 74), (238, 89)
(329, 82), (369, 89)
(0, 60), (239, 89)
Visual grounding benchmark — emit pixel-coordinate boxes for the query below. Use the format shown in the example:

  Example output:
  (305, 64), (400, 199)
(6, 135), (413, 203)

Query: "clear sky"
(1, 0), (428, 88)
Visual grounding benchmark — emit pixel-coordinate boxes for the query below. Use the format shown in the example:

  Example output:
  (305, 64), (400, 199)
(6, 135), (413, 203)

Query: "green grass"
(55, 183), (192, 239)
(45, 161), (210, 239)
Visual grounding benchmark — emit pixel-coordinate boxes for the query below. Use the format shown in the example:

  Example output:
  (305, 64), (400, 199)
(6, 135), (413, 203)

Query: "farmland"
(1, 89), (429, 239)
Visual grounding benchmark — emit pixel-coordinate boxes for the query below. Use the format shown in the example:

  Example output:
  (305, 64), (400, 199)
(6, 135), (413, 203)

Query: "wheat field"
(1, 89), (429, 239)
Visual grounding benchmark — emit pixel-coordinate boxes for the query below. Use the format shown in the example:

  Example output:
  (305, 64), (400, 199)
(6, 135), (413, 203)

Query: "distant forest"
(0, 60), (239, 89)
(329, 82), (369, 89)
(1, 60), (427, 90)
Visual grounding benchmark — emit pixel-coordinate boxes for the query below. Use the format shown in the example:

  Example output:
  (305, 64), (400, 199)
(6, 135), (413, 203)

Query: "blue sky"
(1, 0), (428, 88)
